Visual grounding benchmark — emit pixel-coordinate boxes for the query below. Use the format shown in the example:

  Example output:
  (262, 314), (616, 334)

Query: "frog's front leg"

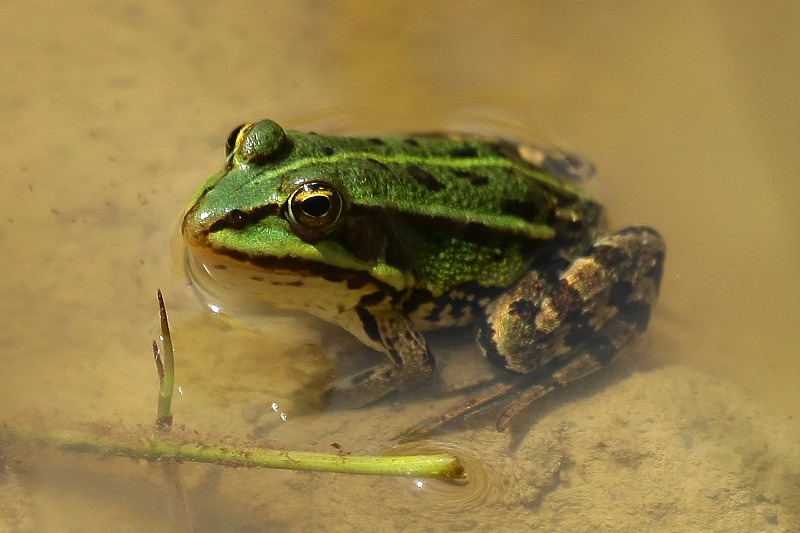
(478, 226), (665, 419)
(333, 312), (436, 408)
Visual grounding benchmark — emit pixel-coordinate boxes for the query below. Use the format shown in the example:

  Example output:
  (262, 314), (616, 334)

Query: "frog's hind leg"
(479, 226), (665, 429)
(401, 227), (664, 439)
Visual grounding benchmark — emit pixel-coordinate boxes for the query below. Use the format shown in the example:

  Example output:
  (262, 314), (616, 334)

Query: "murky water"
(2, 2), (799, 531)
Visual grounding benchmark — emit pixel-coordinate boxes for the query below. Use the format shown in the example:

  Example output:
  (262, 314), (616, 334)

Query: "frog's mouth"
(183, 245), (396, 322)
(201, 246), (379, 291)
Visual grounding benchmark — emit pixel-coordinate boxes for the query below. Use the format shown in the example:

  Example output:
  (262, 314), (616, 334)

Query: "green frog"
(182, 119), (664, 426)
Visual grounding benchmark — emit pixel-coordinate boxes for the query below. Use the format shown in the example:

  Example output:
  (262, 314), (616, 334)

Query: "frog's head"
(181, 120), (408, 296)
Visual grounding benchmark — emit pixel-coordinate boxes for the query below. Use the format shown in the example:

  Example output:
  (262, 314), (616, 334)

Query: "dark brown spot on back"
(408, 165), (444, 191)
(367, 158), (391, 171)
(453, 169), (489, 186)
(449, 146), (478, 158)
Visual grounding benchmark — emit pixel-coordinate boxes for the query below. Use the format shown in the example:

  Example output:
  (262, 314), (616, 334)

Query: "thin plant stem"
(155, 289), (174, 429)
(1, 426), (465, 479)
(0, 290), (466, 481)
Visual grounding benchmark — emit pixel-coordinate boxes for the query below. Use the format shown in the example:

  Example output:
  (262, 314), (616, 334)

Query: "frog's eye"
(224, 124), (247, 160)
(286, 182), (343, 232)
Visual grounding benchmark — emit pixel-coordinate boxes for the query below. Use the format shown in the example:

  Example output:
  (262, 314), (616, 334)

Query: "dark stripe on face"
(213, 249), (385, 291)
(208, 204), (279, 233)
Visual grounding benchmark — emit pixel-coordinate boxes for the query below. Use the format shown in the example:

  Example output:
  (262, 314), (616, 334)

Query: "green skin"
(182, 120), (665, 410)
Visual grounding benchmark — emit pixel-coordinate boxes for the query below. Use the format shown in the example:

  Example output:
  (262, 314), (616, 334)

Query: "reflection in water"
(384, 441), (501, 516)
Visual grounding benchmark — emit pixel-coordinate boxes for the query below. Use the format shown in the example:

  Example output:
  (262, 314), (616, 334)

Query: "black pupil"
(301, 195), (331, 218)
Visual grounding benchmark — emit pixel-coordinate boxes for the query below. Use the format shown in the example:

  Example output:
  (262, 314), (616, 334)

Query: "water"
(2, 2), (799, 531)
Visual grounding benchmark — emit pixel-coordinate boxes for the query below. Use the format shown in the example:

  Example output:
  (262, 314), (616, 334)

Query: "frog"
(181, 119), (665, 428)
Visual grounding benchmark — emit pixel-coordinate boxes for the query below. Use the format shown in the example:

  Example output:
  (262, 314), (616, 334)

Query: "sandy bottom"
(2, 362), (797, 532)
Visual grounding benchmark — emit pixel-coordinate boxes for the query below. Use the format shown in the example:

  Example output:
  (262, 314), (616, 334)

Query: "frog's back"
(286, 128), (600, 240)
(275, 130), (600, 324)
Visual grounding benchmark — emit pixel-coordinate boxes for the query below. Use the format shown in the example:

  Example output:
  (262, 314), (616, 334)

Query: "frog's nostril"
(224, 209), (248, 230)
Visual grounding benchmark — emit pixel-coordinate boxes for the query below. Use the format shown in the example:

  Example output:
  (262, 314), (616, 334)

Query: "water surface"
(2, 2), (798, 531)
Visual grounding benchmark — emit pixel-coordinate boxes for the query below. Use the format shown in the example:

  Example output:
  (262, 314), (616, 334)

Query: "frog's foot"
(395, 380), (521, 441)
(400, 351), (609, 439)
(331, 313), (436, 408)
(494, 350), (608, 431)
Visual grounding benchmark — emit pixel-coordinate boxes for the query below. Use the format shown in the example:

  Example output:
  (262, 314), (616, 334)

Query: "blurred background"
(1, 2), (798, 531)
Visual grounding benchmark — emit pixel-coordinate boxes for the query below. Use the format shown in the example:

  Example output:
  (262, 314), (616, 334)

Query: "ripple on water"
(382, 440), (502, 516)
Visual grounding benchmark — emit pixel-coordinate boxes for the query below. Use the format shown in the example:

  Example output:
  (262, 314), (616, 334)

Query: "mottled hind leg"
(480, 226), (665, 429)
(403, 227), (664, 438)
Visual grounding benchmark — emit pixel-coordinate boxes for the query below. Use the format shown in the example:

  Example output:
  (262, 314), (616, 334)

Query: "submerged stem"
(1, 426), (464, 479)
